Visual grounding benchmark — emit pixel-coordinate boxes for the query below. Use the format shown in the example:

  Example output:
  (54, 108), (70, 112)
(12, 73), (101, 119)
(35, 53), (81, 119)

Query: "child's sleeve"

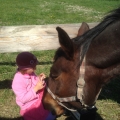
(12, 74), (38, 104)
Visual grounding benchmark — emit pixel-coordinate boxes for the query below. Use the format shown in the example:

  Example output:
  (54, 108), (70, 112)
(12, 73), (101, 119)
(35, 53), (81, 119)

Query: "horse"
(42, 7), (120, 119)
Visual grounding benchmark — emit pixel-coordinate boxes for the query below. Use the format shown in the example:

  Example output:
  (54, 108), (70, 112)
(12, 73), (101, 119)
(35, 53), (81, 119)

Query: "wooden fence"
(0, 23), (98, 53)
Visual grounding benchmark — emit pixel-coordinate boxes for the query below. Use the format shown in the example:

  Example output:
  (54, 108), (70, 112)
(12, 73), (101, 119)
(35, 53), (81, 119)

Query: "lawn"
(0, 0), (120, 26)
(0, 0), (120, 120)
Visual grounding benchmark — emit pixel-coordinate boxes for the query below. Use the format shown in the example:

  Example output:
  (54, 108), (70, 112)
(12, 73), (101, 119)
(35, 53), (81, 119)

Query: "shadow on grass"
(0, 117), (23, 120)
(0, 79), (12, 89)
(0, 112), (103, 120)
(98, 78), (120, 104)
(0, 62), (16, 66)
(59, 107), (104, 120)
(0, 61), (53, 66)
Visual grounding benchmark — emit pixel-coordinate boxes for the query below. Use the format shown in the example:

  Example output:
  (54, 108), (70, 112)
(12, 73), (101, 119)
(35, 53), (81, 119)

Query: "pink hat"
(16, 52), (38, 69)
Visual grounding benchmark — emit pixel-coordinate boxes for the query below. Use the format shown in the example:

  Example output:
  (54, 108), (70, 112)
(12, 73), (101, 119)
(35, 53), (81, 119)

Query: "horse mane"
(76, 7), (120, 64)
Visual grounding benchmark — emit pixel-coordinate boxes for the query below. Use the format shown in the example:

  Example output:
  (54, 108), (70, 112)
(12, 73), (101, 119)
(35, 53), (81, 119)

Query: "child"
(12, 51), (55, 120)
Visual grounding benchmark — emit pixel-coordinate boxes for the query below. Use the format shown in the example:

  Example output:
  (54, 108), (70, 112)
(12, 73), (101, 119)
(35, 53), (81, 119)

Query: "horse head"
(42, 22), (90, 116)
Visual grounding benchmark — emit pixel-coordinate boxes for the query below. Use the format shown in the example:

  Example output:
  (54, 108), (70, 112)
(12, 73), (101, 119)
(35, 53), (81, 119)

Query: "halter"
(46, 87), (77, 111)
(46, 58), (95, 111)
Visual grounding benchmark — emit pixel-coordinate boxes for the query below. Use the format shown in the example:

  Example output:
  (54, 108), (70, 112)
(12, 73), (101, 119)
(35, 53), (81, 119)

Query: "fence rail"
(0, 23), (98, 53)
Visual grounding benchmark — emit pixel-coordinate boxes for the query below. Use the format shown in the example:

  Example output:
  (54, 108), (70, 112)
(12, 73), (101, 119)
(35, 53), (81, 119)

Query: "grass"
(0, 0), (120, 26)
(0, 0), (120, 120)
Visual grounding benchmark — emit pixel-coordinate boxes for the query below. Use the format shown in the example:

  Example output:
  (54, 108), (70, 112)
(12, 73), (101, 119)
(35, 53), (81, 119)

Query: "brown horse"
(42, 7), (120, 118)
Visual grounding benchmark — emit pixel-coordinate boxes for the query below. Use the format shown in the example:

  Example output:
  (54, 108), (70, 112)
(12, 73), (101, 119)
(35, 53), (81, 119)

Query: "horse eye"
(50, 73), (58, 79)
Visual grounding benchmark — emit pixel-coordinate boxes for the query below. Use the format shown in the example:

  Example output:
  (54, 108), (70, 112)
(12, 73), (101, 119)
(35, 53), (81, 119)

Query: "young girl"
(12, 52), (55, 120)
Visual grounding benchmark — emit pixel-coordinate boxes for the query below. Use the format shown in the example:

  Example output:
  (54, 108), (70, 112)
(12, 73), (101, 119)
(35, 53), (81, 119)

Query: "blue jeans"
(46, 113), (56, 120)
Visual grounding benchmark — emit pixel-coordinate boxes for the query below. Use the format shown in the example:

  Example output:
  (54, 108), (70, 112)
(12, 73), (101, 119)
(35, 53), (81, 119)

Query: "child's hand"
(33, 73), (46, 93)
(39, 73), (46, 84)
(39, 73), (46, 79)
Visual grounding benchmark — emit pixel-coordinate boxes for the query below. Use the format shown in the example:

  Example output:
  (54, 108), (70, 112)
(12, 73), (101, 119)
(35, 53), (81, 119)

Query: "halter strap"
(46, 87), (77, 111)
(77, 57), (85, 101)
(46, 87), (76, 102)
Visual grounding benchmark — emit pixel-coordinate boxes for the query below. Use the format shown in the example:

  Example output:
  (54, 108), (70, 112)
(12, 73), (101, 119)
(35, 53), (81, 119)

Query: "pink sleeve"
(12, 74), (37, 104)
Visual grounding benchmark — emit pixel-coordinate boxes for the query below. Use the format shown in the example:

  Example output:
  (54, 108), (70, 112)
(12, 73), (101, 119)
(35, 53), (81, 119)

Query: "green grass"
(0, 0), (120, 120)
(0, 0), (120, 26)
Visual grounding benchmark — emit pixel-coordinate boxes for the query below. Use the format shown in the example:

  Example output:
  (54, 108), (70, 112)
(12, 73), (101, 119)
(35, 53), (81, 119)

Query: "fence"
(0, 23), (98, 53)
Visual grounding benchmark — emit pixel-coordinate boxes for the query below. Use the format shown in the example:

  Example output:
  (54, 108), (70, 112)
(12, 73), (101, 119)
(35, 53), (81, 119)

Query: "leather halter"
(46, 87), (77, 111)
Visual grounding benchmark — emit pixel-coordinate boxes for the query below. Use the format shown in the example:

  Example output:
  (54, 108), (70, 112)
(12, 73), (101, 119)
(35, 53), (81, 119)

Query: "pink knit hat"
(16, 52), (38, 69)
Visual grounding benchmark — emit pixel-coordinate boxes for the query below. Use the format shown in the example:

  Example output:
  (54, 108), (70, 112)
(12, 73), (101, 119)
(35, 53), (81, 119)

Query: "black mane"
(75, 7), (120, 64)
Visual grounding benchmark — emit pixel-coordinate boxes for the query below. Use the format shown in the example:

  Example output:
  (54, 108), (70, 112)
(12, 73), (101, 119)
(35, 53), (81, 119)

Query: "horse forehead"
(54, 57), (72, 67)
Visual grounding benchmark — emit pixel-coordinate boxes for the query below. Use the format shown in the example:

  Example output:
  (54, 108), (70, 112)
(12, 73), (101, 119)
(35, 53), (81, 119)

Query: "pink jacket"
(12, 72), (43, 110)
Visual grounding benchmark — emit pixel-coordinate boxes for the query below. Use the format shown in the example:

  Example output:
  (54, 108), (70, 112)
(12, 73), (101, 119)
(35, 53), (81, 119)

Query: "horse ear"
(56, 27), (74, 59)
(77, 22), (89, 36)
